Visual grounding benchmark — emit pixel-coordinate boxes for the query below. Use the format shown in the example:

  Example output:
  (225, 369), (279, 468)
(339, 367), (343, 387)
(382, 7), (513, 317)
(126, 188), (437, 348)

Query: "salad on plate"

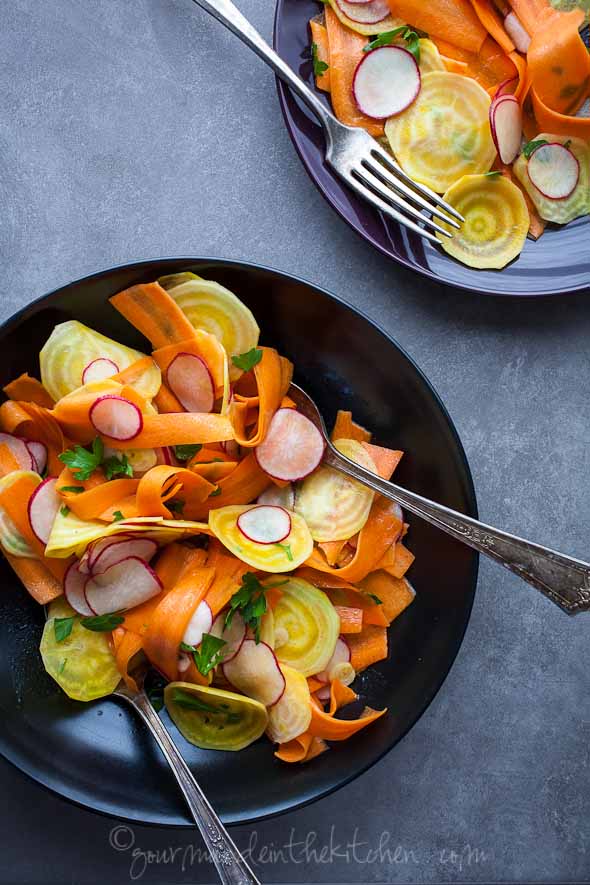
(0, 274), (415, 764)
(309, 0), (590, 268)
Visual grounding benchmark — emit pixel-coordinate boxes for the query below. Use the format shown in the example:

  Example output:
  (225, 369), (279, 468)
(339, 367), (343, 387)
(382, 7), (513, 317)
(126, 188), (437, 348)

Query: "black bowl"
(0, 258), (478, 825)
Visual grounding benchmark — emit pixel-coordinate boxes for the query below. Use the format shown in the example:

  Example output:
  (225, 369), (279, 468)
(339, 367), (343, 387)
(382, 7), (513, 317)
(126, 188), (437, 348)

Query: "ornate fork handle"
(325, 447), (590, 614)
(120, 689), (260, 885)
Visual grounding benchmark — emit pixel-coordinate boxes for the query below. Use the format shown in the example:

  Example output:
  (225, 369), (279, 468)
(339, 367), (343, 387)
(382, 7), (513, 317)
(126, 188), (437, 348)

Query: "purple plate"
(273, 0), (590, 297)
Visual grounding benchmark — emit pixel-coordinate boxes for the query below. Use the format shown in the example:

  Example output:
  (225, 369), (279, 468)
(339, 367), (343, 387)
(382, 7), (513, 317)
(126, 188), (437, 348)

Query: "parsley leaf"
(182, 633), (227, 676)
(523, 138), (548, 160)
(102, 453), (133, 480)
(209, 487), (222, 497)
(225, 572), (268, 643)
(365, 592), (383, 605)
(274, 542), (293, 562)
(484, 171), (501, 178)
(60, 505), (70, 518)
(59, 437), (104, 481)
(54, 617), (75, 643)
(59, 485), (84, 494)
(112, 510), (124, 522)
(311, 42), (329, 77)
(81, 611), (125, 632)
(231, 348), (262, 373)
(174, 444), (202, 462)
(364, 26), (421, 62)
(168, 499), (185, 515)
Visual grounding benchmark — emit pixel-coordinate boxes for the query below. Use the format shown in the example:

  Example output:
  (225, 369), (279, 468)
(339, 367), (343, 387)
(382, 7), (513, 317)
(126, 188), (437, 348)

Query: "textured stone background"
(1, 1), (589, 883)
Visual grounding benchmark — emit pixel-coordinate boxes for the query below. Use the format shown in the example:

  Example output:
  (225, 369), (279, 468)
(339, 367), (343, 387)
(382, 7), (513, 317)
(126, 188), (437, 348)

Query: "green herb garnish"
(168, 499), (185, 515)
(484, 171), (501, 178)
(181, 633), (227, 676)
(174, 444), (202, 462)
(274, 542), (293, 562)
(59, 505), (70, 517)
(59, 486), (84, 494)
(54, 617), (75, 643)
(364, 26), (420, 62)
(209, 487), (222, 497)
(80, 611), (125, 632)
(112, 510), (125, 522)
(59, 437), (104, 481)
(523, 138), (548, 160)
(102, 453), (133, 480)
(58, 659), (67, 674)
(225, 573), (288, 643)
(365, 592), (383, 605)
(231, 348), (263, 373)
(311, 42), (329, 77)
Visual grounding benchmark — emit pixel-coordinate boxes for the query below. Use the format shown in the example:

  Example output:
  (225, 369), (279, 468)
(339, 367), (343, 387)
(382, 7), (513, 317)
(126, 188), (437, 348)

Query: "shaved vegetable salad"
(309, 0), (590, 269)
(1, 274), (415, 763)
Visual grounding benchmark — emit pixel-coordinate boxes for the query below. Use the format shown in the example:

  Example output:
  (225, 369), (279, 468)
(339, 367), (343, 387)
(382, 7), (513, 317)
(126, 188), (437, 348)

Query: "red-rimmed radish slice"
(316, 637), (352, 683)
(156, 446), (175, 466)
(210, 610), (246, 662)
(334, 0), (389, 24)
(0, 432), (35, 470)
(166, 353), (214, 413)
(63, 561), (94, 616)
(89, 395), (143, 440)
(490, 95), (522, 165)
(257, 483), (295, 510)
(85, 555), (162, 614)
(353, 46), (421, 120)
(315, 684), (331, 702)
(494, 76), (517, 100)
(91, 537), (158, 576)
(528, 143), (580, 200)
(177, 653), (191, 673)
(28, 477), (60, 544)
(504, 12), (530, 53)
(255, 408), (325, 482)
(25, 440), (47, 475)
(237, 505), (291, 545)
(82, 357), (119, 385)
(220, 439), (240, 459)
(223, 639), (286, 707)
(182, 600), (213, 647)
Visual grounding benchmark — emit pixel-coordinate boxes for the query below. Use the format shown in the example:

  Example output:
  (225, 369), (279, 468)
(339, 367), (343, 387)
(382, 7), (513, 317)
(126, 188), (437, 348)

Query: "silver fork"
(190, 0), (463, 244)
(114, 654), (261, 885)
(289, 383), (590, 615)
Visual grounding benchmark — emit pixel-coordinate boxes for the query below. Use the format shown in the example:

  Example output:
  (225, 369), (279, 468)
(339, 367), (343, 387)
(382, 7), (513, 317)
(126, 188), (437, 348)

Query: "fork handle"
(124, 690), (260, 885)
(190, 0), (334, 128)
(325, 448), (590, 615)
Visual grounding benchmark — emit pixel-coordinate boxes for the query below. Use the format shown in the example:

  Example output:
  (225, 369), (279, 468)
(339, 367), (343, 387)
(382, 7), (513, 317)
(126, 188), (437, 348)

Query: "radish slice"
(25, 441), (47, 475)
(223, 639), (286, 707)
(316, 684), (331, 702)
(490, 95), (522, 165)
(257, 483), (295, 510)
(341, 0), (372, 4)
(0, 432), (35, 470)
(220, 439), (240, 460)
(79, 534), (133, 575)
(177, 653), (191, 673)
(156, 446), (175, 466)
(353, 46), (421, 120)
(182, 600), (213, 647)
(82, 357), (119, 385)
(494, 76), (517, 100)
(210, 610), (246, 662)
(91, 537), (158, 575)
(334, 0), (389, 24)
(85, 555), (162, 614)
(166, 353), (214, 413)
(237, 505), (291, 545)
(504, 12), (530, 53)
(28, 477), (60, 544)
(528, 143), (580, 200)
(89, 395), (143, 440)
(63, 561), (94, 616)
(255, 409), (325, 482)
(316, 637), (351, 683)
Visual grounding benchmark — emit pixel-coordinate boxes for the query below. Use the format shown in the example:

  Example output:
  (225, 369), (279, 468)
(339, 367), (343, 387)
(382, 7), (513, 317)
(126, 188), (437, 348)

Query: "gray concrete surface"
(1, 1), (589, 883)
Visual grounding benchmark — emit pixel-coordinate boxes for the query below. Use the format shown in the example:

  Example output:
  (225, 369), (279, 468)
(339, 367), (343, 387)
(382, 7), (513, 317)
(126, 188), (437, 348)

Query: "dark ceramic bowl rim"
(272, 2), (590, 299)
(0, 256), (479, 827)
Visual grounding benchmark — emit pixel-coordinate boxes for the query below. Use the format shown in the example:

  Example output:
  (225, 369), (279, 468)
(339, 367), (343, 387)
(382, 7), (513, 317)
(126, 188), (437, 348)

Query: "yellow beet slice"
(40, 598), (121, 701)
(513, 134), (590, 225)
(208, 505), (313, 573)
(266, 665), (312, 744)
(272, 577), (339, 677)
(385, 71), (496, 193)
(326, 0), (403, 36)
(165, 682), (268, 751)
(436, 174), (529, 269)
(416, 39), (445, 75)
